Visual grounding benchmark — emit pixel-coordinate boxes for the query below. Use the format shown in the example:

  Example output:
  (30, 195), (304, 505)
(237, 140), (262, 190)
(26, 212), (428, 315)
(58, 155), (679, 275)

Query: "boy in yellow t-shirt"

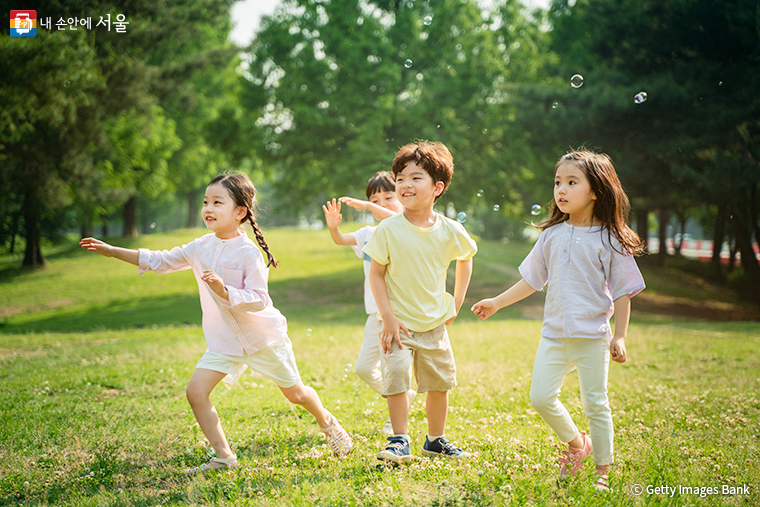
(363, 141), (477, 463)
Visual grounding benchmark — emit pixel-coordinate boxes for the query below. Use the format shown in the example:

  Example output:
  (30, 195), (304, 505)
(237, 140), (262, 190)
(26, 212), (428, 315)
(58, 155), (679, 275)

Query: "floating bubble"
(64, 80), (71, 88)
(456, 212), (467, 223)
(493, 204), (500, 212)
(530, 204), (541, 216)
(404, 59), (413, 69)
(477, 189), (484, 197)
(570, 74), (584, 88)
(306, 328), (312, 336)
(149, 222), (156, 229)
(551, 102), (559, 109)
(423, 15), (433, 26)
(634, 91), (647, 104)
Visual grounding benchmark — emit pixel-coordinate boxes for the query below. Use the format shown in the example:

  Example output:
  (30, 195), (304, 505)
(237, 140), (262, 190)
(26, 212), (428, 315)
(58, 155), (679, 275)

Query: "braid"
(249, 215), (278, 268)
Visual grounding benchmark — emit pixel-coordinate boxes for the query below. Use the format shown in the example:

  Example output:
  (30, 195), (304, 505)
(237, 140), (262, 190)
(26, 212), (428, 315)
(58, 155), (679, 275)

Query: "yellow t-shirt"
(363, 212), (478, 332)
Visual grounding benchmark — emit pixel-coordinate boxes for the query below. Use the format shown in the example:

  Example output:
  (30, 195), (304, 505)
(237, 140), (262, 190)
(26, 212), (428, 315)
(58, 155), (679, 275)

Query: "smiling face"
(394, 162), (444, 212)
(202, 182), (246, 239)
(554, 161), (597, 225)
(369, 190), (404, 220)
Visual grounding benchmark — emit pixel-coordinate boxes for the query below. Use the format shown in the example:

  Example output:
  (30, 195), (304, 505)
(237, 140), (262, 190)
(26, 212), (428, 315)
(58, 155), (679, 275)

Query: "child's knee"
(186, 384), (207, 406)
(282, 384), (311, 405)
(530, 388), (553, 412)
(355, 363), (376, 382)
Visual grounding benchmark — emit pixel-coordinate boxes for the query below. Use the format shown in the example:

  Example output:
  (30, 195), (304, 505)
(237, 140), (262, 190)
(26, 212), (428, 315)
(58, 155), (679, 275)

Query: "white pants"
(355, 313), (384, 394)
(530, 337), (613, 466)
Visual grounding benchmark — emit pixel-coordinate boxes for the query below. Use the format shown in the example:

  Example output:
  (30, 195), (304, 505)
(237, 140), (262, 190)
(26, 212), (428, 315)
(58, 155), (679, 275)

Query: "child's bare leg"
(280, 381), (331, 427)
(186, 368), (235, 459)
(387, 392), (410, 434)
(425, 390), (448, 436)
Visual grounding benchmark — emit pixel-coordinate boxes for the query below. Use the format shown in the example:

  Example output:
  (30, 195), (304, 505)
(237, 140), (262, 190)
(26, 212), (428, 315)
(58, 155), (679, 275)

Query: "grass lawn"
(1, 226), (758, 506)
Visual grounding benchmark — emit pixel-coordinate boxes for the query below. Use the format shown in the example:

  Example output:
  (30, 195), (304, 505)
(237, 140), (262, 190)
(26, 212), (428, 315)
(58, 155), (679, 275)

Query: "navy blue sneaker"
(421, 436), (471, 460)
(377, 436), (414, 463)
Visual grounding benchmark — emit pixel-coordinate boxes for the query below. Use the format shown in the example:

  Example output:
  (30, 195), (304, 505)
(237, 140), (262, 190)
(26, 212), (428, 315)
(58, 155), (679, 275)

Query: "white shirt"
(348, 225), (378, 315)
(138, 232), (287, 356)
(518, 222), (645, 341)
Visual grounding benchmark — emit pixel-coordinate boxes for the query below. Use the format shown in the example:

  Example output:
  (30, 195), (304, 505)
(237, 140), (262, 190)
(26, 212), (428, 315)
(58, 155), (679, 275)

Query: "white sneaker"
(380, 418), (394, 435)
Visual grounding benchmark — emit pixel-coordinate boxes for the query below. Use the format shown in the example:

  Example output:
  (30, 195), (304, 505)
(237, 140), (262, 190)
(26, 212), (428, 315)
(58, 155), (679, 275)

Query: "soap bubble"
(477, 189), (484, 197)
(493, 204), (500, 212)
(306, 328), (312, 336)
(531, 204), (541, 216)
(423, 15), (433, 26)
(456, 212), (467, 223)
(64, 80), (71, 88)
(634, 91), (647, 104)
(149, 222), (156, 229)
(551, 102), (559, 109)
(404, 59), (413, 68)
(570, 74), (584, 88)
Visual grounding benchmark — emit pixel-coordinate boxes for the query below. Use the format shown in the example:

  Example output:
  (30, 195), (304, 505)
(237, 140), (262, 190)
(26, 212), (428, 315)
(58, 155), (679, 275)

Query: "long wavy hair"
(538, 150), (645, 256)
(208, 172), (278, 268)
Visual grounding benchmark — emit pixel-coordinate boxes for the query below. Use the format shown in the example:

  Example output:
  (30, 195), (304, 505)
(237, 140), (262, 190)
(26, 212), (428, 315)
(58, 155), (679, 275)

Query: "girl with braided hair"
(80, 171), (352, 474)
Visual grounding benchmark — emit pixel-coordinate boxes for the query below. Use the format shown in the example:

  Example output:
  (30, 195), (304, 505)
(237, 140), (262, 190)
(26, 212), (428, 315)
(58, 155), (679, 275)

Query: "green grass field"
(1, 227), (758, 506)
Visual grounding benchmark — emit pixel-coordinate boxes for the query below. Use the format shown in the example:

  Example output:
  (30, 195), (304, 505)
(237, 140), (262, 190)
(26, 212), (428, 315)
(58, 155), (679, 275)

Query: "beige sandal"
(185, 455), (238, 476)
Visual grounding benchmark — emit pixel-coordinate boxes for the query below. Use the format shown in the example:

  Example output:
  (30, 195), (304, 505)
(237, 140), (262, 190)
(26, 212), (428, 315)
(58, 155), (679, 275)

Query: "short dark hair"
(391, 141), (454, 202)
(366, 171), (396, 199)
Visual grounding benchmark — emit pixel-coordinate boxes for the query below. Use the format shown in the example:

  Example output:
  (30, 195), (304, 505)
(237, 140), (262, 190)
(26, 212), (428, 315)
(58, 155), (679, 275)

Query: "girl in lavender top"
(471, 150), (645, 491)
(80, 172), (351, 474)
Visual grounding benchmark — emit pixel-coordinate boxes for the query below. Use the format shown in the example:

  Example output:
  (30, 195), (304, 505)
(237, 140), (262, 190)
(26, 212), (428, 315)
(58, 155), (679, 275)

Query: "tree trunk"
(711, 205), (726, 280)
(636, 208), (649, 252)
(728, 236), (737, 273)
(101, 215), (109, 238)
(9, 211), (19, 254)
(731, 204), (760, 307)
(22, 192), (44, 267)
(187, 189), (199, 229)
(123, 196), (138, 237)
(80, 211), (93, 239)
(657, 208), (668, 266)
(675, 215), (686, 257)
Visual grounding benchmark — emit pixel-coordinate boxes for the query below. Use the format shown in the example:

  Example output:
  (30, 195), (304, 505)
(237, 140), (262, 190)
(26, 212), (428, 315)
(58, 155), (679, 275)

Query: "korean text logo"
(11, 10), (37, 37)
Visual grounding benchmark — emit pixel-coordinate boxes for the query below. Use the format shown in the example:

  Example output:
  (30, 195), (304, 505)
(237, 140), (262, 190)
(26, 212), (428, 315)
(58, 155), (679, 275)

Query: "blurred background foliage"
(1, 0), (759, 302)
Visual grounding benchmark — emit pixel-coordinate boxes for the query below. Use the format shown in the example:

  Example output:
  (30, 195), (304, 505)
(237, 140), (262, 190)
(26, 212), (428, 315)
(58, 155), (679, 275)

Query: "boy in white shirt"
(364, 141), (478, 463)
(322, 172), (414, 434)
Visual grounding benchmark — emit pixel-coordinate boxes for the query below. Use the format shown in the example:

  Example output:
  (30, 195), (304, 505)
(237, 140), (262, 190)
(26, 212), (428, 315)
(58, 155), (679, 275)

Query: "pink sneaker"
(319, 415), (353, 458)
(559, 431), (592, 478)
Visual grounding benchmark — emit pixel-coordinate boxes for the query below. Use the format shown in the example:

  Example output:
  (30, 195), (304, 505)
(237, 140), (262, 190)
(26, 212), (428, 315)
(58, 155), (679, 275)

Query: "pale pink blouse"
(519, 222), (645, 341)
(138, 232), (287, 356)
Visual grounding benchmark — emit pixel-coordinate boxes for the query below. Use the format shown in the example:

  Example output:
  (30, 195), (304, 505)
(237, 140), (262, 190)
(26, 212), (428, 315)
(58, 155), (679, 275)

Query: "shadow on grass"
(0, 294), (203, 334)
(0, 270), (369, 334)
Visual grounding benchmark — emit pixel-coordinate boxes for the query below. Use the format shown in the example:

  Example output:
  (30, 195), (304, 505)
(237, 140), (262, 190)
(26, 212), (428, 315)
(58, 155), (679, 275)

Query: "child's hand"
(338, 196), (369, 210)
(322, 198), (343, 229)
(380, 316), (409, 354)
(201, 270), (228, 299)
(610, 336), (627, 363)
(471, 298), (499, 320)
(79, 237), (114, 257)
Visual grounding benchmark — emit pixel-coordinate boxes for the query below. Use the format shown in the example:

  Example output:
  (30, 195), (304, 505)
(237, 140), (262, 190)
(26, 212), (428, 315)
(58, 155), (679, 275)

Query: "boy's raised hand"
(470, 298), (499, 320)
(338, 196), (369, 210)
(322, 198), (342, 229)
(79, 237), (114, 257)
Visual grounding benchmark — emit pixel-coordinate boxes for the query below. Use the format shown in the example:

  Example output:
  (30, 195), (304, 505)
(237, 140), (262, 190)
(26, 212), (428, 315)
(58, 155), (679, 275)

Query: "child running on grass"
(471, 150), (645, 490)
(364, 141), (478, 463)
(80, 172), (352, 474)
(322, 172), (416, 435)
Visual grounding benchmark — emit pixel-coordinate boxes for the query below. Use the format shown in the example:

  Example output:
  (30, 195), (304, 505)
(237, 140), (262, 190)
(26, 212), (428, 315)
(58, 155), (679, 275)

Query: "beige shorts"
(195, 337), (301, 388)
(378, 321), (457, 396)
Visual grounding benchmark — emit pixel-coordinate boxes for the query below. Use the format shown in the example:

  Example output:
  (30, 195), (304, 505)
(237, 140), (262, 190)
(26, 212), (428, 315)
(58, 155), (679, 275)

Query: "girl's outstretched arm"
(471, 278), (535, 320)
(79, 238), (138, 265)
(610, 295), (631, 363)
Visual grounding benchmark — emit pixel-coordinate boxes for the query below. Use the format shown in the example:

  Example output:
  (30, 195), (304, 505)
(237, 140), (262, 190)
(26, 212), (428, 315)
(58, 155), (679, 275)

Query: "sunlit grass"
(1, 226), (759, 505)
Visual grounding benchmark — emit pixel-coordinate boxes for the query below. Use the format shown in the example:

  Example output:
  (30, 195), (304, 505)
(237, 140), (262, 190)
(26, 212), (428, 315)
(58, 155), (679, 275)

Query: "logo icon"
(10, 10), (37, 37)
